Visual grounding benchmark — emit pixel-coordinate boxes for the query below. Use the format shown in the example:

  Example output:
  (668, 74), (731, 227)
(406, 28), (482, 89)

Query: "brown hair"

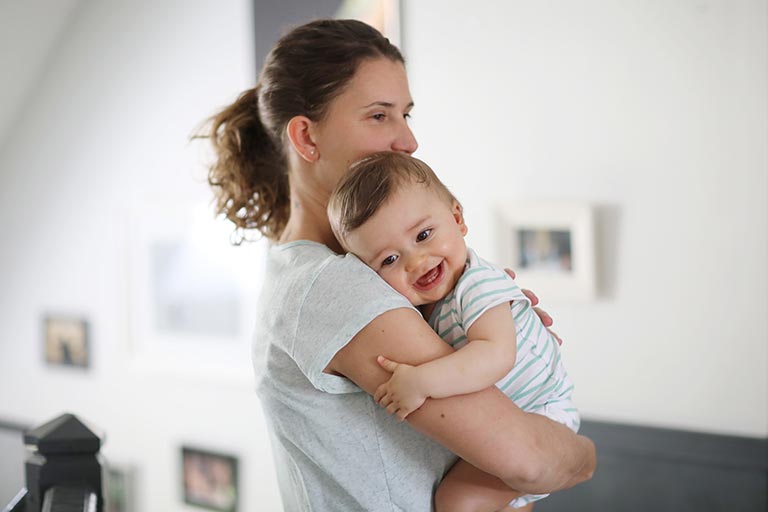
(200, 19), (404, 242)
(328, 152), (458, 244)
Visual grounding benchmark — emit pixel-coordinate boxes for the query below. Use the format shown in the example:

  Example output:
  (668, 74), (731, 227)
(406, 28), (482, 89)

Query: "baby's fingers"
(385, 402), (400, 416)
(376, 355), (400, 373)
(374, 383), (388, 403)
(395, 408), (411, 421)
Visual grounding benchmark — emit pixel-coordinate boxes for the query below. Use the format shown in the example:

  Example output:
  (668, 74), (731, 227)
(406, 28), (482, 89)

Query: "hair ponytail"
(206, 85), (289, 242)
(201, 19), (404, 242)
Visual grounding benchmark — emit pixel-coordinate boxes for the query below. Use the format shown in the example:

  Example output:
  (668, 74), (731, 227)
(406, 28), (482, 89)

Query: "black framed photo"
(43, 315), (90, 368)
(181, 446), (238, 512)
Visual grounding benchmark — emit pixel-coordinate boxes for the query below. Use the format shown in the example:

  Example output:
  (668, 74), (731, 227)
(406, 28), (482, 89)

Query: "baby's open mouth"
(414, 261), (444, 290)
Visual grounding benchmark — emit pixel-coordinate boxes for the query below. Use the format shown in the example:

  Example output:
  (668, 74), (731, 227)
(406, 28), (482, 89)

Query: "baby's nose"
(405, 253), (427, 273)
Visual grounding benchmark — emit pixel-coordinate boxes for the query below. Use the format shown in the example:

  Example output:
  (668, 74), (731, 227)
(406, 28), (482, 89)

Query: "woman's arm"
(326, 307), (595, 495)
(373, 303), (518, 419)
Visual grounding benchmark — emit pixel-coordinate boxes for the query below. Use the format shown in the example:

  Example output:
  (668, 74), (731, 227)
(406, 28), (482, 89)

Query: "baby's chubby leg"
(434, 459), (524, 512)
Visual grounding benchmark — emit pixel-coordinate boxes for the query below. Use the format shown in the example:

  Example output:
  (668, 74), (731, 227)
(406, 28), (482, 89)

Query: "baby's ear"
(452, 201), (468, 236)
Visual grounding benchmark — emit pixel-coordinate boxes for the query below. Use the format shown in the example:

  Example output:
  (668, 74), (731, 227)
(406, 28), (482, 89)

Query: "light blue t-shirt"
(252, 241), (456, 511)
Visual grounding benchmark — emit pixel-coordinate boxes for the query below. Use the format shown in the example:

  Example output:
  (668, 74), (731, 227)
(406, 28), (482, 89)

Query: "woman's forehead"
(341, 58), (411, 106)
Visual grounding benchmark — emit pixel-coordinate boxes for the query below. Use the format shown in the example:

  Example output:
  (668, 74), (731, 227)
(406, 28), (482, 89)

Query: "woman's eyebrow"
(361, 100), (415, 109)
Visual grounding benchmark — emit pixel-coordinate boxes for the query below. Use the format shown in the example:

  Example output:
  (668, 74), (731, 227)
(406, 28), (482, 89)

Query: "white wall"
(0, 0), (283, 510)
(0, 1), (765, 510)
(405, 0), (767, 437)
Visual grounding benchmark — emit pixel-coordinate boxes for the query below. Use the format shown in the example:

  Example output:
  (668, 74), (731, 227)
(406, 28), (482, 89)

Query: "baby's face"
(344, 183), (468, 306)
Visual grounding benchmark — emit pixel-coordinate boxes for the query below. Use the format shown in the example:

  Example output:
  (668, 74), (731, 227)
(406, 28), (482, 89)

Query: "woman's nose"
(392, 123), (418, 154)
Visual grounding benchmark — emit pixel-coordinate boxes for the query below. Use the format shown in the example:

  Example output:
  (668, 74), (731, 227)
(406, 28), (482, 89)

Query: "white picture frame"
(335, 0), (402, 48)
(126, 203), (267, 382)
(495, 200), (596, 302)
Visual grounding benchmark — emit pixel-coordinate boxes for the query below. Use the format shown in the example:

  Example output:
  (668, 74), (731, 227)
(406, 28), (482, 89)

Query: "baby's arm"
(374, 302), (517, 420)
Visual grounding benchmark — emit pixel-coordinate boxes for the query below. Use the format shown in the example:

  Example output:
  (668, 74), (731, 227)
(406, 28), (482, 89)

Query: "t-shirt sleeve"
(455, 263), (531, 332)
(294, 253), (415, 394)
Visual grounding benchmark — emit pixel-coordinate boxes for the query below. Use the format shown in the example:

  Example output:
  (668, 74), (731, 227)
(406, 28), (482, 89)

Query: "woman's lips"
(414, 261), (445, 291)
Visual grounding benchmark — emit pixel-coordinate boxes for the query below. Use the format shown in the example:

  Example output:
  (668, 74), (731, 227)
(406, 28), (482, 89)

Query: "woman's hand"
(504, 269), (562, 346)
(373, 355), (429, 421)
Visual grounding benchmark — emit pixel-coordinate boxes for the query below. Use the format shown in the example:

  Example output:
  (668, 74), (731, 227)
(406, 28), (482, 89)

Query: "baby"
(327, 152), (580, 511)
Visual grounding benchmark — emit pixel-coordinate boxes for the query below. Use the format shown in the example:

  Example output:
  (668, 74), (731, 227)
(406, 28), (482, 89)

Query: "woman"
(205, 19), (595, 511)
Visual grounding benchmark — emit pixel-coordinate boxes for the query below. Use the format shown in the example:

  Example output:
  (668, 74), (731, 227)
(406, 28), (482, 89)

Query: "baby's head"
(328, 152), (469, 306)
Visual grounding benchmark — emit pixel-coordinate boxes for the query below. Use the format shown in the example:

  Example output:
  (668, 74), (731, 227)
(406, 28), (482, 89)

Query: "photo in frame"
(181, 446), (238, 512)
(43, 315), (90, 368)
(335, 0), (401, 47)
(105, 464), (136, 512)
(495, 201), (596, 302)
(126, 204), (266, 381)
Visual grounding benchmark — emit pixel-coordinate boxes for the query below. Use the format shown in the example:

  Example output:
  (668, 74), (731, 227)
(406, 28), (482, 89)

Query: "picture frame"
(181, 446), (238, 512)
(125, 203), (267, 382)
(495, 200), (596, 302)
(105, 464), (136, 512)
(43, 315), (90, 368)
(335, 0), (402, 48)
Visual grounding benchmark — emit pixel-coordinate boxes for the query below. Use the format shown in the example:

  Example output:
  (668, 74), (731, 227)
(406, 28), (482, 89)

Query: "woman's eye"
(403, 112), (412, 120)
(416, 229), (432, 242)
(382, 255), (398, 266)
(372, 113), (386, 121)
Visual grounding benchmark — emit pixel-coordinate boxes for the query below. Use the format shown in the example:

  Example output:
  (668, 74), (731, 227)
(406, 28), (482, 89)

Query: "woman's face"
(310, 57), (418, 193)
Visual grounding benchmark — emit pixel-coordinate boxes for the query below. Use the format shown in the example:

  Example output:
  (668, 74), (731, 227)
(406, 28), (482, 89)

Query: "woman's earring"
(309, 148), (316, 156)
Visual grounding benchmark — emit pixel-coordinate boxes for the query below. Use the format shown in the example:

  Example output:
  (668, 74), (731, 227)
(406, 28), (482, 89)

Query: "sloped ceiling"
(0, 0), (83, 151)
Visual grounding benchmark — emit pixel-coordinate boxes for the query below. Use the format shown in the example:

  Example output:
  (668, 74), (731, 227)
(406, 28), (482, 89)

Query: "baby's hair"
(328, 152), (458, 245)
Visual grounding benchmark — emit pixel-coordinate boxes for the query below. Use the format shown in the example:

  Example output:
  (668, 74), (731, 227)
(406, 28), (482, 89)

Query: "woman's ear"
(452, 201), (468, 236)
(286, 116), (318, 162)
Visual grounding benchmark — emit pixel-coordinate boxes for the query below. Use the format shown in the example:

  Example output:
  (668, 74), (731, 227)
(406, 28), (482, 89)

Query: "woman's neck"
(278, 189), (343, 253)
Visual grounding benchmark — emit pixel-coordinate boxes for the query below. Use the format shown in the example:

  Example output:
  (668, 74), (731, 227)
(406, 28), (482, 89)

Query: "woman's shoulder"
(269, 240), (372, 277)
(266, 241), (402, 300)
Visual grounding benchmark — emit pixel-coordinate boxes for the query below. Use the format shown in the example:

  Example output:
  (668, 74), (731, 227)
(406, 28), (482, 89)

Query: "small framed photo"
(495, 201), (596, 302)
(181, 446), (238, 512)
(335, 0), (402, 48)
(43, 315), (90, 368)
(105, 464), (136, 512)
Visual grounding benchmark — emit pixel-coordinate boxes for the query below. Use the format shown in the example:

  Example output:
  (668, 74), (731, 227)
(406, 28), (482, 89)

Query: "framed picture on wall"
(43, 315), (90, 369)
(335, 0), (402, 47)
(495, 200), (596, 302)
(181, 446), (238, 512)
(105, 464), (136, 512)
(125, 203), (267, 382)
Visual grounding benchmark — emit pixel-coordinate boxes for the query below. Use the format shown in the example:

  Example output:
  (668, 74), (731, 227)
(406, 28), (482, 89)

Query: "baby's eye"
(416, 229), (432, 242)
(382, 254), (398, 266)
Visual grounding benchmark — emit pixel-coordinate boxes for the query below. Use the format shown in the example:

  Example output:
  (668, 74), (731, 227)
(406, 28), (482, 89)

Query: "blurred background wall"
(0, 0), (765, 510)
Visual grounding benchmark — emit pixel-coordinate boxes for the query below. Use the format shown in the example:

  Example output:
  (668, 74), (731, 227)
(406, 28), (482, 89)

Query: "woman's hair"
(202, 19), (404, 242)
(328, 152), (458, 245)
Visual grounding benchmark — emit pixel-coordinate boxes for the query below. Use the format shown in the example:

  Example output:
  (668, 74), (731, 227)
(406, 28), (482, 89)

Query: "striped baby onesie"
(428, 247), (580, 508)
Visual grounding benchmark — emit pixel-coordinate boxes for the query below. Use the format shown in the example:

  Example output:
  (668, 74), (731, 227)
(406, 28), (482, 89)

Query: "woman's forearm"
(498, 412), (596, 493)
(329, 308), (595, 493)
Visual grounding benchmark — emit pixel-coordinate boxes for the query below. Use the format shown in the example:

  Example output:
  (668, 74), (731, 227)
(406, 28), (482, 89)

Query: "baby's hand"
(373, 355), (428, 421)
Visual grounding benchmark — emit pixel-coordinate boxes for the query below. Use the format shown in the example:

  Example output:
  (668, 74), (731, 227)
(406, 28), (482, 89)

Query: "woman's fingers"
(532, 306), (553, 327)
(521, 287), (540, 307)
